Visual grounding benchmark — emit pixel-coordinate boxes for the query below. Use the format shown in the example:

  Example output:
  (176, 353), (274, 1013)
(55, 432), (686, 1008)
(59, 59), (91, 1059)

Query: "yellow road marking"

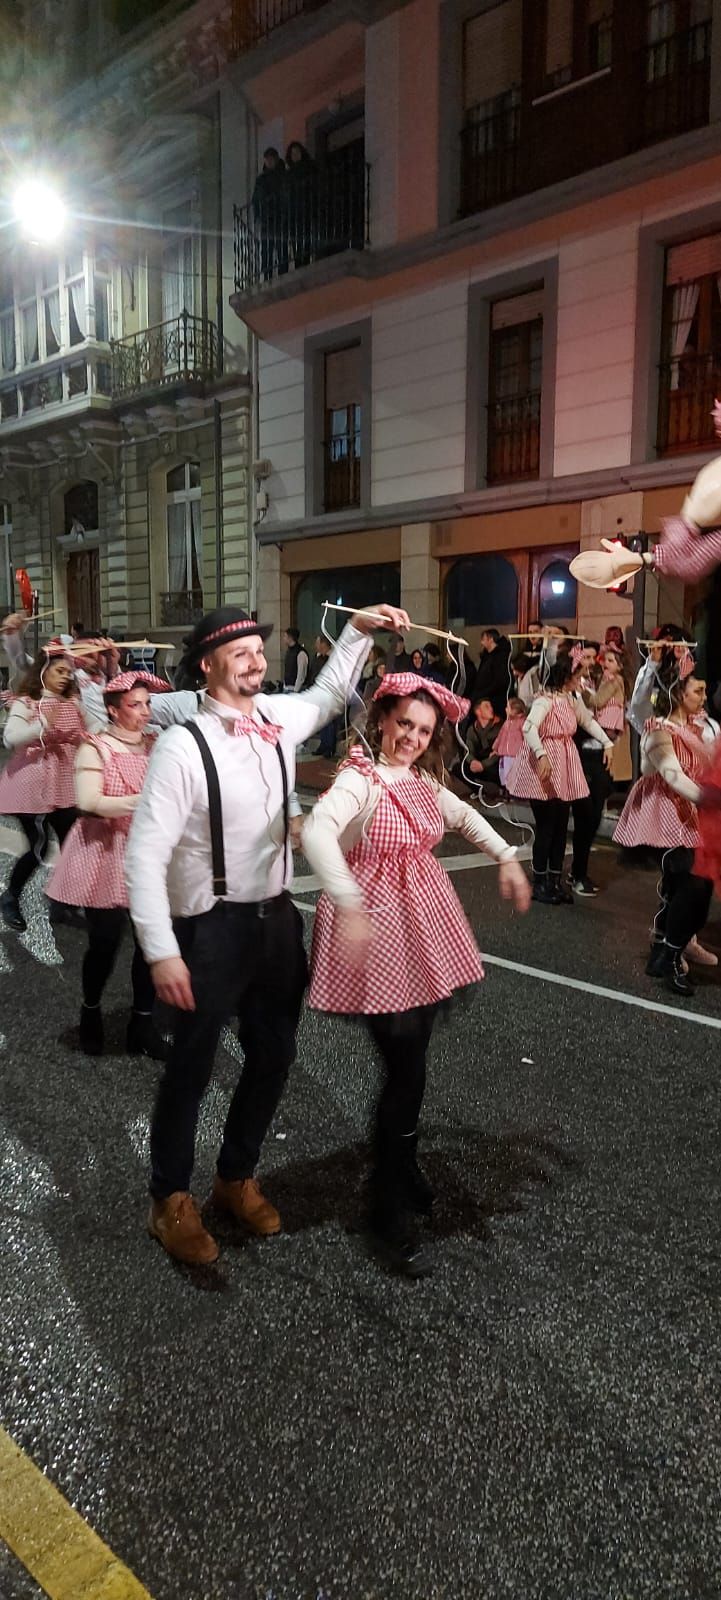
(0, 1426), (153, 1599)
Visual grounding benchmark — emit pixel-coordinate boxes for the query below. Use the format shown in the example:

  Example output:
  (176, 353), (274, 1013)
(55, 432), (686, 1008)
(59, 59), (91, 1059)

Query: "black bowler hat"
(178, 605), (273, 683)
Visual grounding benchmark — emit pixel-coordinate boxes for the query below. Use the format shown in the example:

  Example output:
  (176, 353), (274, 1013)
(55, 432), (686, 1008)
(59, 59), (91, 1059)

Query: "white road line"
(291, 898), (721, 1032)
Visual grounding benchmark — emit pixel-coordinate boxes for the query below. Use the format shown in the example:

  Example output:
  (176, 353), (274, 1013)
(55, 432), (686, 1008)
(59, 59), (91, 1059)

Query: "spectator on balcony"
(285, 141), (317, 269)
(252, 148), (288, 282)
(472, 628), (512, 717)
(283, 627), (309, 693)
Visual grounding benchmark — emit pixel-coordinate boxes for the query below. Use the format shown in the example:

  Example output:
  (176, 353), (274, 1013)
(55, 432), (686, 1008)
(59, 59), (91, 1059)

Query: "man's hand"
(350, 602), (411, 637)
(151, 956), (195, 1011)
(469, 759), (483, 774)
(1, 610), (30, 636)
(536, 754), (552, 783)
(336, 906), (373, 967)
(498, 859), (531, 912)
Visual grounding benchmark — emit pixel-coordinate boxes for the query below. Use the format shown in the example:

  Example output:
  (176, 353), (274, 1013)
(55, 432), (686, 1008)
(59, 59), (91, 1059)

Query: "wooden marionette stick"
(322, 601), (469, 647)
(637, 638), (696, 648)
(112, 639), (175, 650)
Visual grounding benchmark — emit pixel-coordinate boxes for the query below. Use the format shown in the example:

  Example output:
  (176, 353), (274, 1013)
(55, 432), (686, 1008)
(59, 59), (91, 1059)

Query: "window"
(539, 559), (577, 622)
(64, 482), (99, 538)
(323, 344), (362, 511)
(487, 289), (543, 483)
(161, 204), (195, 329)
(0, 502), (12, 616)
(642, 1), (711, 142)
(460, 2), (522, 214)
(446, 555), (518, 630)
(543, 0), (613, 89)
(164, 462), (203, 621)
(295, 564), (400, 646)
(657, 233), (721, 453)
(0, 252), (111, 375)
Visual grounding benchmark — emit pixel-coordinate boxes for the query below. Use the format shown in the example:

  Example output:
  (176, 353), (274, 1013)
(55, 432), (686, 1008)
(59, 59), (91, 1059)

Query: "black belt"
(209, 894), (289, 920)
(184, 714), (289, 897)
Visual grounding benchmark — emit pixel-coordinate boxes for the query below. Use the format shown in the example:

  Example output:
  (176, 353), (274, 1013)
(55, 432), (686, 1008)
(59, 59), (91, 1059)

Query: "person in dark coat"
(422, 644), (447, 685)
(285, 141), (317, 268)
(386, 633), (411, 673)
(252, 148), (288, 281)
(472, 629), (511, 717)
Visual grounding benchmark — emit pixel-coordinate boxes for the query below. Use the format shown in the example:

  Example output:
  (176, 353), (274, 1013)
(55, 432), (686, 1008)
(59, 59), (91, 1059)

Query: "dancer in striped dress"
(493, 696), (525, 788)
(47, 672), (169, 1058)
(506, 652), (613, 904)
(303, 671), (530, 1278)
(0, 647), (87, 931)
(569, 641), (632, 897)
(613, 667), (713, 995)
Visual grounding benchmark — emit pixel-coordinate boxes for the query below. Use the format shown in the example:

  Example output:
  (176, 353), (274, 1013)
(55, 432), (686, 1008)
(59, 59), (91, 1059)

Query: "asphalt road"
(1, 828), (720, 1600)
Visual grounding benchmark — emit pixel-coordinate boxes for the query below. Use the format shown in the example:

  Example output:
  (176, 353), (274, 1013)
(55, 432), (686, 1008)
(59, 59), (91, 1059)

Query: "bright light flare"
(551, 580), (566, 596)
(12, 179), (67, 244)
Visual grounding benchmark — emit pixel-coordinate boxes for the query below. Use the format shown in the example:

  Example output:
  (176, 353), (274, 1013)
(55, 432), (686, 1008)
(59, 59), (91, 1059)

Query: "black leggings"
(654, 847), (714, 951)
(530, 799), (571, 875)
(9, 808), (77, 899)
(82, 907), (155, 1012)
(366, 1006), (438, 1139)
(571, 749), (612, 880)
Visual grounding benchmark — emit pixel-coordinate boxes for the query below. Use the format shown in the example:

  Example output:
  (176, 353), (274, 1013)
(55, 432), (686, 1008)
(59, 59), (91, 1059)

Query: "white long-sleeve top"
(74, 735), (140, 818)
(521, 694), (611, 758)
(126, 623), (371, 963)
(302, 759), (518, 911)
(641, 721), (702, 804)
(3, 698), (45, 749)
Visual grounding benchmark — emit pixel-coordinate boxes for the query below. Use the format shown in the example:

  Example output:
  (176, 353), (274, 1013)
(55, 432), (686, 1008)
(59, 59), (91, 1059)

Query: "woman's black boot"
(531, 871), (553, 904)
(400, 1133), (434, 1216)
(549, 871), (574, 905)
(79, 1004), (104, 1056)
(126, 1011), (168, 1061)
(1, 890), (26, 931)
(368, 1136), (433, 1278)
(657, 943), (696, 998)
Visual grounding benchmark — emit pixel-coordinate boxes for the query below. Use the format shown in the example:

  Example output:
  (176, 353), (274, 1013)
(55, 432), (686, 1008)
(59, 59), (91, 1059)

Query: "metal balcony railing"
(460, 90), (522, 218)
(234, 162), (370, 293)
(657, 353), (721, 455)
(635, 20), (712, 148)
(487, 391), (541, 484)
(110, 312), (218, 400)
(229, 0), (332, 54)
(323, 438), (361, 512)
(159, 590), (205, 627)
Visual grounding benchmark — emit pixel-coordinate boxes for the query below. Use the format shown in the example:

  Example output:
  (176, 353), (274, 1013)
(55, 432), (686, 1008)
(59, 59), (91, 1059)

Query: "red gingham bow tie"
(232, 715), (282, 745)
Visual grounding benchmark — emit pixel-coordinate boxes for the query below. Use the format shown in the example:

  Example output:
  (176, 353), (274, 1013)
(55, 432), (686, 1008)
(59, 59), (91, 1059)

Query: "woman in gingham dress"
(0, 646), (87, 933)
(613, 666), (714, 996)
(302, 671), (530, 1279)
(47, 672), (169, 1059)
(505, 652), (613, 905)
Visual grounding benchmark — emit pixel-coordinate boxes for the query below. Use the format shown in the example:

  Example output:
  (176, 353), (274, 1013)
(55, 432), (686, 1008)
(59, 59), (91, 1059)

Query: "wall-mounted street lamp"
(13, 179), (67, 245)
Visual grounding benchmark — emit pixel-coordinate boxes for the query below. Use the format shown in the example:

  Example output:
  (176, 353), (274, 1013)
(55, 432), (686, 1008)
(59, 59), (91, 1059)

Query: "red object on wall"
(15, 568), (33, 613)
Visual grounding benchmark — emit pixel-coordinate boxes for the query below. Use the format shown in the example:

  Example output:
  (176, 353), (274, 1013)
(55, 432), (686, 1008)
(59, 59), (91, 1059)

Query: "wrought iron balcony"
(110, 312), (218, 401)
(460, 91), (522, 218)
(657, 353), (720, 456)
(159, 590), (205, 628)
(635, 20), (711, 148)
(323, 436), (361, 512)
(487, 391), (541, 484)
(234, 162), (370, 294)
(229, 0), (332, 55)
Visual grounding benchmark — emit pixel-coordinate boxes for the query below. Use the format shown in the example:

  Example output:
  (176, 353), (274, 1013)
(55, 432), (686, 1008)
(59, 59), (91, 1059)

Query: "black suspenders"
(184, 714), (290, 899)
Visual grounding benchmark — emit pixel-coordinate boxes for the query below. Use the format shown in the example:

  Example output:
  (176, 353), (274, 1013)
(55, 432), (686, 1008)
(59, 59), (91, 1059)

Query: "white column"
(576, 494), (640, 643)
(256, 541), (290, 681)
(400, 522), (439, 631)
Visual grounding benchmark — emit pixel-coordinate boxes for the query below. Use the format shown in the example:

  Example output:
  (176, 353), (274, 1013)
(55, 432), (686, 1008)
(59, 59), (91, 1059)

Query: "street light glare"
(13, 178), (67, 244)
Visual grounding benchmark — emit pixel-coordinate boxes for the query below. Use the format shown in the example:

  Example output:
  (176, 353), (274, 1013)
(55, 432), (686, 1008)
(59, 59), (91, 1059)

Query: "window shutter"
(545, 0), (574, 76)
(667, 234), (721, 284)
(491, 288), (544, 329)
(463, 0), (522, 109)
(324, 344), (361, 410)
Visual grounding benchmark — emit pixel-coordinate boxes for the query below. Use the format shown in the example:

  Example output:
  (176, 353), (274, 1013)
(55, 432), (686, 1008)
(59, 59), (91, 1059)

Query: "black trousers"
(83, 907), (155, 1012)
(530, 799), (571, 875)
(9, 808), (77, 899)
(571, 749), (612, 880)
(149, 895), (308, 1200)
(366, 1005), (438, 1140)
(654, 847), (714, 950)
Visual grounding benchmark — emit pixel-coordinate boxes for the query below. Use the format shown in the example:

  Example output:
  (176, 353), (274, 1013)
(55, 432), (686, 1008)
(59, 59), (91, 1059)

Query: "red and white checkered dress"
(505, 696), (589, 803)
(493, 717), (524, 758)
(309, 748), (484, 1015)
(47, 733), (154, 909)
(613, 719), (706, 850)
(0, 697), (86, 814)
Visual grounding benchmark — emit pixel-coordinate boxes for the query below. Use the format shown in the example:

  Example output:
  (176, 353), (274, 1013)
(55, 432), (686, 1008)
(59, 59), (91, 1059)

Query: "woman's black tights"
(83, 908), (155, 1012)
(655, 847), (713, 951)
(366, 1005), (438, 1138)
(530, 799), (571, 874)
(9, 808), (77, 899)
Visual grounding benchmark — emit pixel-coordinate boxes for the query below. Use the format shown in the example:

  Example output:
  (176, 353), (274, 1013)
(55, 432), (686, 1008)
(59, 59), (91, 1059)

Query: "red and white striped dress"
(309, 749), (484, 1015)
(47, 733), (154, 909)
(596, 688), (625, 735)
(505, 696), (589, 803)
(493, 716), (524, 759)
(613, 719), (706, 850)
(0, 697), (86, 813)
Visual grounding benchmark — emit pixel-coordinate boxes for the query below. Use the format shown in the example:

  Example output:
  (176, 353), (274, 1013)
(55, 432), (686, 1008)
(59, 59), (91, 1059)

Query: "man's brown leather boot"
(212, 1176), (281, 1236)
(147, 1191), (219, 1264)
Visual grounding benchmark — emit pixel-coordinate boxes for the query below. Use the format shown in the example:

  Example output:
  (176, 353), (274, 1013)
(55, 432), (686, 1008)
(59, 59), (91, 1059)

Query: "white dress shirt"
(126, 623), (371, 963)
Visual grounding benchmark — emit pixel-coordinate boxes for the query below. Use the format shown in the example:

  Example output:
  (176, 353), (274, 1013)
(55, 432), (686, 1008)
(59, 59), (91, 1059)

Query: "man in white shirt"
(126, 599), (409, 1266)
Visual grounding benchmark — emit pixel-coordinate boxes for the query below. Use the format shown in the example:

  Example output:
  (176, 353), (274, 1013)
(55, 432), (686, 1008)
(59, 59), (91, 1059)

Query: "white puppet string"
(319, 601), (375, 762)
(321, 602), (469, 647)
(447, 641), (534, 851)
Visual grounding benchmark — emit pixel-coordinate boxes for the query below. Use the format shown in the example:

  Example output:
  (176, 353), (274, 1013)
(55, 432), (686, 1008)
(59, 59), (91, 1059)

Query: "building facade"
(0, 0), (253, 652)
(226, 0), (721, 674)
